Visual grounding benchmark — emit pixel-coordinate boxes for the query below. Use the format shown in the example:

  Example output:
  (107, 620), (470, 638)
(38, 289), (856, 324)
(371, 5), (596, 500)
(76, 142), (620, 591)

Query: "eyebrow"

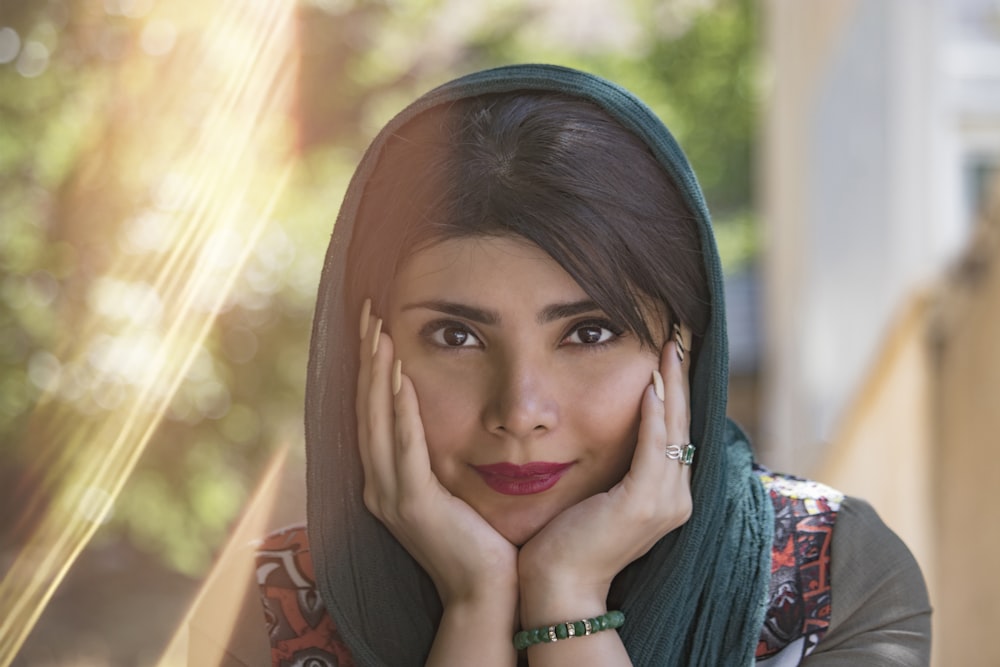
(400, 299), (603, 325)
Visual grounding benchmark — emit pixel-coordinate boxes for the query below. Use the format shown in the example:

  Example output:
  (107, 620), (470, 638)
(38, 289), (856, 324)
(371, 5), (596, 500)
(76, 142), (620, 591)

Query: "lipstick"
(472, 462), (573, 496)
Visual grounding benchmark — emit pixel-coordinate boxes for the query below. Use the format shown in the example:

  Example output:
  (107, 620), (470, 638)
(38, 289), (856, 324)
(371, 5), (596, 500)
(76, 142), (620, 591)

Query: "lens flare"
(0, 0), (299, 662)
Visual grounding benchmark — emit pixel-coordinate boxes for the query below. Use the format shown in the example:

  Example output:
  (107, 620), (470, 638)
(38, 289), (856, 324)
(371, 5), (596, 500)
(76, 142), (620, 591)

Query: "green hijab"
(305, 64), (773, 666)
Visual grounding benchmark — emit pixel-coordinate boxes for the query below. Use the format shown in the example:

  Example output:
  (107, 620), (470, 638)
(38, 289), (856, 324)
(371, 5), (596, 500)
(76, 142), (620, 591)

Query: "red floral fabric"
(256, 526), (355, 667)
(754, 466), (843, 663)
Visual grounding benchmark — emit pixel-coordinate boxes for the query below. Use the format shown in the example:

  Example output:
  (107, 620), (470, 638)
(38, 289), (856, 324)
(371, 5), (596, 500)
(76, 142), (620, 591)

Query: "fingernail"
(672, 323), (685, 364)
(359, 298), (372, 339)
(371, 318), (383, 357)
(652, 369), (664, 402)
(392, 359), (402, 395)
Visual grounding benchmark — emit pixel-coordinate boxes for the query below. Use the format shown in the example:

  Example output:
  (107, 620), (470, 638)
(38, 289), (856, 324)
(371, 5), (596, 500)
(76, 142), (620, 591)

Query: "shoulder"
(256, 525), (357, 667)
(188, 525), (356, 667)
(755, 468), (843, 663)
(806, 497), (931, 665)
(753, 468), (931, 666)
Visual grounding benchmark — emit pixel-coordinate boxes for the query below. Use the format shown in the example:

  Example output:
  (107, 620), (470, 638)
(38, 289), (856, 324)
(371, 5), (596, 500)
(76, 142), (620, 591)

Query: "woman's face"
(387, 235), (661, 546)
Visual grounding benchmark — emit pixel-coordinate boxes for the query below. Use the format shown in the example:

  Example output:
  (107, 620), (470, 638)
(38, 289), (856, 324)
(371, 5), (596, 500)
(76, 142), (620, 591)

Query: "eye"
(427, 323), (482, 348)
(562, 320), (622, 346)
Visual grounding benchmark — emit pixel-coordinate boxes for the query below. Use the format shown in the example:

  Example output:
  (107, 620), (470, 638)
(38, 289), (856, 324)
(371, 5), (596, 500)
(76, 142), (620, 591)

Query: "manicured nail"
(392, 359), (402, 395)
(370, 318), (383, 357)
(652, 369), (665, 402)
(359, 298), (372, 339)
(672, 323), (685, 364)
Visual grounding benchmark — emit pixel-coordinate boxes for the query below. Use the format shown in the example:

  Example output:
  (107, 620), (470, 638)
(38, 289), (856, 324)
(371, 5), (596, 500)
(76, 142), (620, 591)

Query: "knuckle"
(630, 498), (659, 524)
(678, 501), (693, 524)
(666, 413), (688, 435)
(362, 489), (381, 517)
(395, 497), (423, 524)
(671, 495), (693, 525)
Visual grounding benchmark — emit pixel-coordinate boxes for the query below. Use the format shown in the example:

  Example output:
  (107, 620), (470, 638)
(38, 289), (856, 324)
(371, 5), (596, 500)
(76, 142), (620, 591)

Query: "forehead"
(390, 236), (588, 305)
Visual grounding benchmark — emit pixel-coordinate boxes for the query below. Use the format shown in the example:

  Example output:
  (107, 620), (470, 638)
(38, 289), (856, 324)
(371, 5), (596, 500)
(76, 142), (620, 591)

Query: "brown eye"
(442, 327), (469, 346)
(563, 321), (620, 346)
(428, 323), (482, 348)
(577, 326), (604, 344)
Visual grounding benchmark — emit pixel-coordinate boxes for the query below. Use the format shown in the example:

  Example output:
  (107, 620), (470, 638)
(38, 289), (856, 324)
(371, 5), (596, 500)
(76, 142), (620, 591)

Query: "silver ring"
(665, 443), (696, 465)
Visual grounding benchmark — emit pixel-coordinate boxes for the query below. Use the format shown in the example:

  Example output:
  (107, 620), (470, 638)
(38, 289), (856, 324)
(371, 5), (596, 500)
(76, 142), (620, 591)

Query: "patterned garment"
(254, 470), (843, 667)
(754, 466), (844, 665)
(256, 527), (355, 667)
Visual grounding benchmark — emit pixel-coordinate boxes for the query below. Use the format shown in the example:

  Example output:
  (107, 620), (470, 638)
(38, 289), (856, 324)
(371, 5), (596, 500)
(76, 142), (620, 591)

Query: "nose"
(482, 355), (558, 439)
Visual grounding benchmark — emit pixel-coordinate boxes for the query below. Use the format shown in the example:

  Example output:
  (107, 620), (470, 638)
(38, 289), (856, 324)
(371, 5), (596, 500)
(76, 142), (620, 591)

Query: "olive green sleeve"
(802, 497), (932, 666)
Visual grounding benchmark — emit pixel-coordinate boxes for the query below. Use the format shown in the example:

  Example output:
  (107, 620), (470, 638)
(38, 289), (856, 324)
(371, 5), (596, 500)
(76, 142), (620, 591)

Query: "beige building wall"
(814, 295), (935, 589)
(814, 218), (1000, 666)
(766, 2), (1000, 664)
(933, 222), (1000, 666)
(762, 0), (954, 471)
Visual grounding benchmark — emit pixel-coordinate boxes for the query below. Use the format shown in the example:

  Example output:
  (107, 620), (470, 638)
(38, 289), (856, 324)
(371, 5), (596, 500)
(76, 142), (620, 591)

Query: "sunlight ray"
(0, 0), (300, 662)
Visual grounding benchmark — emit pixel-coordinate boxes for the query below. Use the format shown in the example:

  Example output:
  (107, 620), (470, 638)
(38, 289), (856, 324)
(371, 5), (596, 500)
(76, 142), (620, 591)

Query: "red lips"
(471, 462), (573, 495)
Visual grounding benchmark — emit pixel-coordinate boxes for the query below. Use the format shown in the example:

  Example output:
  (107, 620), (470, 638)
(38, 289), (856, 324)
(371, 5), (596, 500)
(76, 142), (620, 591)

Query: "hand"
(517, 336), (693, 621)
(356, 306), (519, 607)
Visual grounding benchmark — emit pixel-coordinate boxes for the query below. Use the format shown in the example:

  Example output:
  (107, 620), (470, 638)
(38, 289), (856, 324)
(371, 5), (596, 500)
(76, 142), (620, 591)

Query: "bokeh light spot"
(121, 211), (173, 254)
(15, 40), (50, 78)
(120, 0), (155, 18)
(92, 377), (128, 411)
(28, 271), (60, 307)
(219, 403), (260, 444)
(193, 380), (231, 420)
(28, 350), (62, 392)
(222, 325), (258, 363)
(88, 278), (165, 326)
(0, 27), (21, 64)
(71, 485), (114, 525)
(141, 20), (177, 57)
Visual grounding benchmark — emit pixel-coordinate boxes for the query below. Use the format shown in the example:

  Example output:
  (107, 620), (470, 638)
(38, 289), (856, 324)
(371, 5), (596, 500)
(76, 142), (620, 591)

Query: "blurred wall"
(762, 0), (967, 473)
(815, 216), (1000, 666)
(765, 2), (1000, 664)
(934, 221), (1000, 666)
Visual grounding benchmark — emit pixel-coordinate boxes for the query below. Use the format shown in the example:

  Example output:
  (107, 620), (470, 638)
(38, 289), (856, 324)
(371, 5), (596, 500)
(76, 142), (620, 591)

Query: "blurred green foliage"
(0, 0), (759, 576)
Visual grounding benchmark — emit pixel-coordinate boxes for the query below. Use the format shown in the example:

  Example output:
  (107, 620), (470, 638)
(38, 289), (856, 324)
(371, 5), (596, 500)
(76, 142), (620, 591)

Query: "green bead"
(512, 610), (625, 650)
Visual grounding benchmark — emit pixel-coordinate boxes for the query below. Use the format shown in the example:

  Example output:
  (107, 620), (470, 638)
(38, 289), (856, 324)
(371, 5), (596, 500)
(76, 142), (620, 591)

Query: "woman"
(199, 64), (930, 666)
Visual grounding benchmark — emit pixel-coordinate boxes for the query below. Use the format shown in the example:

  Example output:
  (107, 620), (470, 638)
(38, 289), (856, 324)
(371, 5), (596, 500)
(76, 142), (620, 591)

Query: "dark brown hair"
(347, 91), (710, 356)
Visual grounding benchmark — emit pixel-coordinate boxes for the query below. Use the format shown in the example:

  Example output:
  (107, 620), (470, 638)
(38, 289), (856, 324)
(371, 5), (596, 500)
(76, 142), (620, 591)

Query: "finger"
(679, 324), (693, 423)
(661, 339), (694, 495)
(356, 302), (377, 465)
(392, 369), (437, 499)
(627, 378), (669, 486)
(661, 339), (690, 446)
(365, 323), (398, 504)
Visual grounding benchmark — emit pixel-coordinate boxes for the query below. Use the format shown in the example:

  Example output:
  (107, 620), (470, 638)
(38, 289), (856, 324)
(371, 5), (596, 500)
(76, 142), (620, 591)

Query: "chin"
(491, 513), (550, 547)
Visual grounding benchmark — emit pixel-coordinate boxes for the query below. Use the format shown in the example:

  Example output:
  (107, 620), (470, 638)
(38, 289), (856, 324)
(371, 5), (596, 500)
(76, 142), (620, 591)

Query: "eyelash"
(420, 320), (483, 349)
(419, 318), (626, 350)
(561, 319), (626, 349)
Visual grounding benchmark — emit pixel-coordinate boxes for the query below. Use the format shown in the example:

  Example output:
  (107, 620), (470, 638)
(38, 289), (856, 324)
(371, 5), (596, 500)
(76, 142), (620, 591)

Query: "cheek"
(404, 362), (481, 460)
(569, 362), (649, 451)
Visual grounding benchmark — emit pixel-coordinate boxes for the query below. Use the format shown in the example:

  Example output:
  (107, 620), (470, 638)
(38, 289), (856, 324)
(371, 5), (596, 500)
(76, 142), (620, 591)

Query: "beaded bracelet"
(513, 610), (625, 650)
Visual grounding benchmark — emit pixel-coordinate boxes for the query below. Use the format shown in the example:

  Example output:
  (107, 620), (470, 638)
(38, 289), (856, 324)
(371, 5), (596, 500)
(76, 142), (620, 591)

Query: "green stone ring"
(665, 443), (696, 465)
